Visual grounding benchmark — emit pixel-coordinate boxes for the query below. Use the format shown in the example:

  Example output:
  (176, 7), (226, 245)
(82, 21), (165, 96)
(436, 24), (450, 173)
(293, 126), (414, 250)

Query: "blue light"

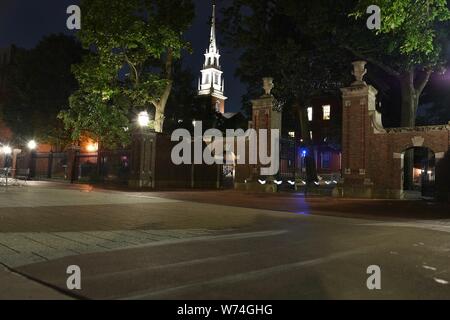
(300, 149), (307, 157)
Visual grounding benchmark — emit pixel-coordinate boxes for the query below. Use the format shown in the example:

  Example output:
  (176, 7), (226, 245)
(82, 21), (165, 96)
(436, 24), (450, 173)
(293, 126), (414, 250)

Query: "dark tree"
(416, 75), (450, 126)
(60, 0), (195, 149)
(222, 0), (353, 182)
(350, 0), (450, 127)
(1, 34), (82, 149)
(163, 63), (199, 133)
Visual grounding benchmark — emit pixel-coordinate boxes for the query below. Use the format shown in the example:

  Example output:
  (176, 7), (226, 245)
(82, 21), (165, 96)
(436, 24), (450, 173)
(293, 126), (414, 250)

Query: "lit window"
(288, 131), (295, 138)
(307, 107), (313, 122)
(322, 105), (331, 120)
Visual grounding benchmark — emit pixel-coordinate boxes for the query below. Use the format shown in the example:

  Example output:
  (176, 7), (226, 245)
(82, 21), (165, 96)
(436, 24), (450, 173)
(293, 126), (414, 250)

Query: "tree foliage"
(59, 0), (194, 148)
(0, 35), (82, 148)
(223, 0), (352, 105)
(222, 0), (354, 181)
(349, 0), (450, 126)
(352, 0), (450, 57)
(224, 0), (450, 128)
(162, 63), (198, 132)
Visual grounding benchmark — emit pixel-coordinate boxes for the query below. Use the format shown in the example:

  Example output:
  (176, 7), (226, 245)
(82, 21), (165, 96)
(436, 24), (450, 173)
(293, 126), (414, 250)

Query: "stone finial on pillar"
(351, 61), (367, 85)
(263, 77), (274, 96)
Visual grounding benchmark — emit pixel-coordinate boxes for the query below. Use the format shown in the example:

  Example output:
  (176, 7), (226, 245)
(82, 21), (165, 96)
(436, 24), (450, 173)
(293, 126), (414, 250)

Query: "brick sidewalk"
(0, 229), (217, 268)
(0, 183), (294, 269)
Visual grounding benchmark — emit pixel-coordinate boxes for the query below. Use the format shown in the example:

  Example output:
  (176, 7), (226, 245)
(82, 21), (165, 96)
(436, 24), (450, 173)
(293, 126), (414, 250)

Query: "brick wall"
(341, 82), (450, 199)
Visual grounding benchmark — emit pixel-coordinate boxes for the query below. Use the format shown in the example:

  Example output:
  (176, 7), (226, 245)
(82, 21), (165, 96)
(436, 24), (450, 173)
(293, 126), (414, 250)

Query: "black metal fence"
(74, 150), (131, 184)
(38, 152), (67, 179)
(15, 152), (68, 180)
(279, 138), (296, 180)
(16, 150), (131, 185)
(13, 138), (318, 189)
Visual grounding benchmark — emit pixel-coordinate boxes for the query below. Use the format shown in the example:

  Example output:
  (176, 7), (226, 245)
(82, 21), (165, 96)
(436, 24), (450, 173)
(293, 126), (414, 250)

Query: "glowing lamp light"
(138, 111), (150, 127)
(27, 140), (37, 150)
(274, 180), (282, 185)
(300, 149), (307, 157)
(2, 146), (12, 155)
(288, 180), (295, 185)
(86, 143), (99, 153)
(258, 179), (267, 185)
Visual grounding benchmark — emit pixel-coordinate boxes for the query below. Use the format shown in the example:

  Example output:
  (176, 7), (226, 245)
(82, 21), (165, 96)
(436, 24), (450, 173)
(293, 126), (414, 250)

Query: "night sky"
(0, 0), (245, 112)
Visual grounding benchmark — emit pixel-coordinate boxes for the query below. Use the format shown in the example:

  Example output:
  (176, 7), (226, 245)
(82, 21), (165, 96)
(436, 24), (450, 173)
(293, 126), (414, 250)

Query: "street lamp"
(138, 111), (150, 128)
(27, 140), (37, 150)
(2, 145), (12, 155)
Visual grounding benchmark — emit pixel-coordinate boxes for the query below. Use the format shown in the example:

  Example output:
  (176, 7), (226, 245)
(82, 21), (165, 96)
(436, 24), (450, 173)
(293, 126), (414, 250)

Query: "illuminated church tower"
(198, 2), (227, 114)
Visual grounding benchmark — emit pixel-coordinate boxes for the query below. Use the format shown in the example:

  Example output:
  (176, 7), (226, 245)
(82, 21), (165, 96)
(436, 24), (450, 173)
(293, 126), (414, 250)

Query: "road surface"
(0, 182), (449, 299)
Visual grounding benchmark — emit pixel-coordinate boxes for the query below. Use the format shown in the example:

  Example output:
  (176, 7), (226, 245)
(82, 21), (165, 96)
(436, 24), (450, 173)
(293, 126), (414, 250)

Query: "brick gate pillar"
(235, 77), (282, 192)
(338, 61), (379, 198)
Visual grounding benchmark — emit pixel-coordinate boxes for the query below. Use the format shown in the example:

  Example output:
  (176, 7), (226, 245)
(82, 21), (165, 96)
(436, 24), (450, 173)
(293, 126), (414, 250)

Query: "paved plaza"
(0, 182), (449, 299)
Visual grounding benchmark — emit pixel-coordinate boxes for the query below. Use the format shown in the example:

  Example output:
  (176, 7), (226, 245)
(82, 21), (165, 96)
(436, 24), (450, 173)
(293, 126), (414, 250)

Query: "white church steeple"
(198, 1), (227, 114)
(209, 2), (217, 54)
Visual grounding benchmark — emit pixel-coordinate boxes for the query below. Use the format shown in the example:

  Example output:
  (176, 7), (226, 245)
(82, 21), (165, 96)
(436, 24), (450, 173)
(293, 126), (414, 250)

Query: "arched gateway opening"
(402, 147), (436, 198)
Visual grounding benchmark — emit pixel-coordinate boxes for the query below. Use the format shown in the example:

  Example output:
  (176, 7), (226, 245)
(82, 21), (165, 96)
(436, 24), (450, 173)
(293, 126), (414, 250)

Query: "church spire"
(209, 2), (217, 53)
(198, 0), (227, 114)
